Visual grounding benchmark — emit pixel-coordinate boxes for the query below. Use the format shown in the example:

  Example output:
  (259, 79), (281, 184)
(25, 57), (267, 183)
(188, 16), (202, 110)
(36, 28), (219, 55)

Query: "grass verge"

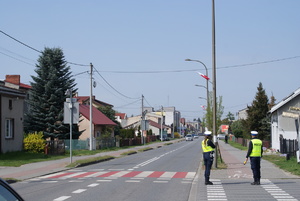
(67, 155), (115, 168)
(228, 140), (300, 176)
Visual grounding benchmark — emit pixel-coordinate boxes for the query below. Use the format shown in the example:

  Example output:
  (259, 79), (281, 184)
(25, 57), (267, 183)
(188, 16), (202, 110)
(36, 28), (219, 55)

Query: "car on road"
(193, 134), (199, 139)
(160, 134), (169, 141)
(0, 178), (24, 201)
(217, 134), (226, 140)
(185, 134), (193, 141)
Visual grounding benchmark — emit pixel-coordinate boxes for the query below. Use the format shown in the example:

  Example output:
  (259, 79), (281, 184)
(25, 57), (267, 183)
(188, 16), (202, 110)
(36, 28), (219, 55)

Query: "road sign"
(63, 102), (79, 124)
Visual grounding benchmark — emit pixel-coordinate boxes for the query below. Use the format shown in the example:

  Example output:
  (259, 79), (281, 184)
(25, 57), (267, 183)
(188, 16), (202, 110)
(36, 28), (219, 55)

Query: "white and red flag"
(197, 72), (210, 80)
(201, 105), (206, 110)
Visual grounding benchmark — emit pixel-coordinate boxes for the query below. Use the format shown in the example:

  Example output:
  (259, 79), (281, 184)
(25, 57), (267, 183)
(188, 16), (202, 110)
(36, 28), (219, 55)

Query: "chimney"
(5, 75), (20, 85)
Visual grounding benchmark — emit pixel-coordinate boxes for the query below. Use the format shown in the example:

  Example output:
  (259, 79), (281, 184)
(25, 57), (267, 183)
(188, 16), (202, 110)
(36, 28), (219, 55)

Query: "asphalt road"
(12, 139), (202, 201)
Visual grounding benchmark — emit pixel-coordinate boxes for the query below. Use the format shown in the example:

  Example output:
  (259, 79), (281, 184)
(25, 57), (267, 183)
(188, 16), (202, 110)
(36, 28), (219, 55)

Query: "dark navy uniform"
(202, 131), (216, 185)
(246, 131), (263, 185)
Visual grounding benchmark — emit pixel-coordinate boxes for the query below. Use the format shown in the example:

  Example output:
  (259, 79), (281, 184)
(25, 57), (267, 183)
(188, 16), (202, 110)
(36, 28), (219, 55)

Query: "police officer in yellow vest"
(245, 131), (263, 185)
(202, 131), (216, 185)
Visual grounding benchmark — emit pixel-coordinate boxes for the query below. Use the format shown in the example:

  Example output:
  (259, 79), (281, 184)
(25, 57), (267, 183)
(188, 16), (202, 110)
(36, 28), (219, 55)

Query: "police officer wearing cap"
(245, 131), (263, 185)
(202, 131), (216, 185)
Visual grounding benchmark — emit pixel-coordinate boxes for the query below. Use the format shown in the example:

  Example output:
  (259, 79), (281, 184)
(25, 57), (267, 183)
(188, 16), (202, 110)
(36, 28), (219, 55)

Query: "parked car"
(0, 178), (24, 201)
(217, 134), (226, 140)
(185, 134), (193, 141)
(160, 134), (169, 141)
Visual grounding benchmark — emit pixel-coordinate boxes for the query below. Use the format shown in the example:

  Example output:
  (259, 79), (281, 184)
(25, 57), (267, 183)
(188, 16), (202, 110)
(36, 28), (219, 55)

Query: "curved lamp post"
(186, 59), (210, 123)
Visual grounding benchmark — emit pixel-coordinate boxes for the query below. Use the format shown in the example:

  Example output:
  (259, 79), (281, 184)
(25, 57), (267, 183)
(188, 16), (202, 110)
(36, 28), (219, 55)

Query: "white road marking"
(85, 171), (109, 177)
(261, 179), (296, 200)
(125, 180), (141, 183)
(88, 183), (99, 187)
(153, 181), (169, 183)
(160, 171), (176, 178)
(53, 196), (71, 201)
(134, 171), (154, 177)
(72, 189), (87, 194)
(42, 181), (58, 183)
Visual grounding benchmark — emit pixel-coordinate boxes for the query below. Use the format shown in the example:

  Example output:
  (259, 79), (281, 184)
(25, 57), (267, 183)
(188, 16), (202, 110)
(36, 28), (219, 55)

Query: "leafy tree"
(97, 106), (120, 136)
(246, 82), (270, 140)
(221, 112), (235, 134)
(269, 94), (276, 110)
(120, 129), (135, 138)
(24, 47), (78, 139)
(204, 92), (224, 132)
(230, 119), (246, 138)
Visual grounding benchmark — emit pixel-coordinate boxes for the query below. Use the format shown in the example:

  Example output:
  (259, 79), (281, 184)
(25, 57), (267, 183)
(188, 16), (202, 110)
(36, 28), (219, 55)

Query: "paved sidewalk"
(0, 140), (181, 181)
(188, 140), (300, 201)
(214, 140), (299, 180)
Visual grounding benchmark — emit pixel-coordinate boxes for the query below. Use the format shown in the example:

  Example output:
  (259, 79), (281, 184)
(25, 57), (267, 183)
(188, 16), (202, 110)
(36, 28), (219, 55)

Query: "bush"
(174, 132), (181, 138)
(23, 132), (46, 153)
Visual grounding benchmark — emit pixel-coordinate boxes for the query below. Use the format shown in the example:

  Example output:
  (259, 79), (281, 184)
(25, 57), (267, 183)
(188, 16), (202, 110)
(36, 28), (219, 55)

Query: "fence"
(280, 138), (298, 156)
(230, 135), (271, 149)
(46, 140), (65, 155)
(46, 135), (159, 155)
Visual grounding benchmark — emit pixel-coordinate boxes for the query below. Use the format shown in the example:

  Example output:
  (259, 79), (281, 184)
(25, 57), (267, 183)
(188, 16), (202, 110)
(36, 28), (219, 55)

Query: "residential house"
(123, 111), (171, 137)
(270, 87), (300, 152)
(123, 118), (169, 137)
(237, 108), (248, 120)
(79, 104), (116, 140)
(115, 113), (127, 127)
(154, 107), (181, 137)
(76, 95), (113, 109)
(0, 75), (30, 153)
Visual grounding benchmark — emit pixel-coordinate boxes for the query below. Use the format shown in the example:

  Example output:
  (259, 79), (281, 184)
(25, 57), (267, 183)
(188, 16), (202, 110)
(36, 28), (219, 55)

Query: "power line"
(73, 71), (89, 77)
(143, 96), (153, 108)
(93, 66), (140, 100)
(0, 30), (42, 53)
(0, 29), (89, 67)
(114, 99), (141, 109)
(98, 55), (300, 74)
(0, 46), (36, 63)
(218, 55), (300, 70)
(99, 68), (202, 74)
(0, 51), (34, 66)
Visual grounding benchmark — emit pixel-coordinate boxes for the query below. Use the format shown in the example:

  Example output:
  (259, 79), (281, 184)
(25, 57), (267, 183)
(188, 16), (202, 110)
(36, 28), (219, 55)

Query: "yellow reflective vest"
(202, 140), (215, 153)
(250, 139), (262, 157)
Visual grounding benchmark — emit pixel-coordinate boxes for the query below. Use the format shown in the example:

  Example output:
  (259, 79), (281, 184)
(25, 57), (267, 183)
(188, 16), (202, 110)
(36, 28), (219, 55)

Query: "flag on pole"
(201, 105), (206, 110)
(197, 72), (210, 80)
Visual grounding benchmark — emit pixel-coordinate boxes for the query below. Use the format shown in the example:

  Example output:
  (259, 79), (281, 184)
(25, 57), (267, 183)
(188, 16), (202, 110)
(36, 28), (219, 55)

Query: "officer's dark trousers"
(203, 152), (213, 182)
(250, 157), (261, 182)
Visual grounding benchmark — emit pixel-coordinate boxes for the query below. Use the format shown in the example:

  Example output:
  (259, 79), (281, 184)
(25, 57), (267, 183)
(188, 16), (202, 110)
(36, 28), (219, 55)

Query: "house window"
(96, 131), (101, 137)
(5, 118), (14, 139)
(9, 99), (13, 110)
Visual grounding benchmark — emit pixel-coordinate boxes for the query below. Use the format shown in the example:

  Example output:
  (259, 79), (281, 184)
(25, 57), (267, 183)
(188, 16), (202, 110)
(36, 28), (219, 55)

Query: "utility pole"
(141, 94), (144, 145)
(161, 106), (163, 141)
(212, 0), (218, 168)
(89, 63), (93, 150)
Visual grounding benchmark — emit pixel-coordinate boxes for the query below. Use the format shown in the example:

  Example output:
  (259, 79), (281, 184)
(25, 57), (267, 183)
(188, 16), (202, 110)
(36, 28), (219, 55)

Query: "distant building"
(237, 108), (248, 120)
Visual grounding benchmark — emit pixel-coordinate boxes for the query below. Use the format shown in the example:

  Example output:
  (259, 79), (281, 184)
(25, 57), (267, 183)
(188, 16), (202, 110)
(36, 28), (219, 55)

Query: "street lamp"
(185, 59), (209, 112)
(195, 84), (207, 89)
(186, 59), (210, 129)
(198, 97), (207, 100)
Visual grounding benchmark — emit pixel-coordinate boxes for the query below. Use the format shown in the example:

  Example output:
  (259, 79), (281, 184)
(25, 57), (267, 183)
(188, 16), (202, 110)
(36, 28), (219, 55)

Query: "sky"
(1, 0), (300, 121)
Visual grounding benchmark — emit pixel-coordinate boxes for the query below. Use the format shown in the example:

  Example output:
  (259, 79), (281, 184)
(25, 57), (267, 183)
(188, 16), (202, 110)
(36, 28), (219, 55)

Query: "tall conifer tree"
(246, 82), (269, 140)
(25, 47), (77, 139)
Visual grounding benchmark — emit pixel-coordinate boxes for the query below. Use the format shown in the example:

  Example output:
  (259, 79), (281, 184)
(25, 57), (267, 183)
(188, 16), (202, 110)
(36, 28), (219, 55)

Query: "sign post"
(64, 90), (79, 164)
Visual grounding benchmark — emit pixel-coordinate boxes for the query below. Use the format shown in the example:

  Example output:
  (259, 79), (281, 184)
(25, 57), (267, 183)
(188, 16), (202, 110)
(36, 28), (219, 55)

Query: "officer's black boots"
(205, 181), (213, 185)
(251, 179), (260, 185)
